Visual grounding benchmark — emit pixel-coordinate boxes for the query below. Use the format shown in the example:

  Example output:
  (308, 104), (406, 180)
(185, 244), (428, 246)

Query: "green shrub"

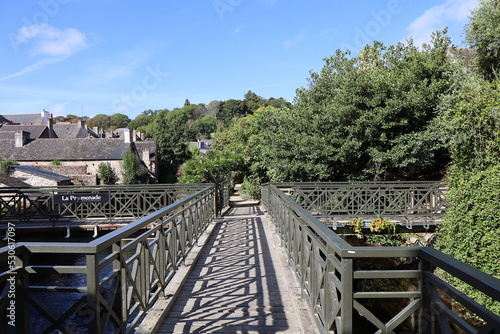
(435, 165), (500, 314)
(121, 149), (149, 184)
(51, 160), (61, 165)
(349, 218), (365, 239)
(0, 160), (19, 173)
(369, 218), (395, 234)
(97, 162), (118, 185)
(240, 174), (261, 200)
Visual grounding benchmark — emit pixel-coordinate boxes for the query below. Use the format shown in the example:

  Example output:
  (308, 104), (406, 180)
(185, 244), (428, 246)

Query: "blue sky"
(0, 0), (479, 120)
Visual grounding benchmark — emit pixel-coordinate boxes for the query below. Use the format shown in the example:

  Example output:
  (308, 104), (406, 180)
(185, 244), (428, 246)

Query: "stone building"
(0, 110), (158, 185)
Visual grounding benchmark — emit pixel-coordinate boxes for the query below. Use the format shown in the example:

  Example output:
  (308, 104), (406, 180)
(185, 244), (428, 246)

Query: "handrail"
(270, 181), (447, 220)
(0, 183), (211, 223)
(0, 185), (216, 333)
(262, 183), (499, 334)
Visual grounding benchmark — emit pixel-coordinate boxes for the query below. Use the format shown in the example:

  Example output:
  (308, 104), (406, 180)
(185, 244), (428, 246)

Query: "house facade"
(0, 111), (158, 185)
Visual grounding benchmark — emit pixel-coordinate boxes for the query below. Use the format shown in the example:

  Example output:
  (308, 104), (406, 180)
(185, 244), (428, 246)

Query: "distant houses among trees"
(0, 110), (157, 186)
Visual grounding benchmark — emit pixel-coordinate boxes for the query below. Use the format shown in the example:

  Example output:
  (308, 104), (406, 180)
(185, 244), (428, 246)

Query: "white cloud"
(16, 24), (88, 57)
(406, 0), (479, 46)
(283, 31), (306, 49)
(0, 24), (88, 81)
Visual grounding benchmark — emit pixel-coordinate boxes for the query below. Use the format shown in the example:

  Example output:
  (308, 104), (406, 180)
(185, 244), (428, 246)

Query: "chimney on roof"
(142, 148), (150, 163)
(15, 131), (29, 147)
(48, 114), (54, 138)
(124, 128), (132, 143)
(41, 109), (49, 124)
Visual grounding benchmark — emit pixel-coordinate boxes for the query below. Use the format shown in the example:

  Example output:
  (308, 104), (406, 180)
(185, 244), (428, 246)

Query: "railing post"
(340, 257), (353, 334)
(111, 243), (124, 332)
(86, 254), (101, 334)
(15, 249), (29, 334)
(419, 257), (433, 334)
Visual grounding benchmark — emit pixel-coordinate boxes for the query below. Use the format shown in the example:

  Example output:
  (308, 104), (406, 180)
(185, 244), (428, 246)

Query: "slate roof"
(0, 115), (13, 125)
(0, 138), (132, 161)
(0, 131), (16, 140)
(0, 173), (31, 187)
(52, 123), (88, 138)
(135, 141), (157, 160)
(2, 113), (45, 125)
(10, 165), (72, 182)
(0, 124), (50, 139)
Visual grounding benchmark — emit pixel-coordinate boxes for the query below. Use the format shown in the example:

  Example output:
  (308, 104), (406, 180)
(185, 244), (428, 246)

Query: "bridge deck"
(149, 203), (320, 334)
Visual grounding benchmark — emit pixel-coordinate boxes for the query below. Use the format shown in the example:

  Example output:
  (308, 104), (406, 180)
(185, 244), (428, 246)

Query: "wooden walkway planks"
(156, 204), (320, 334)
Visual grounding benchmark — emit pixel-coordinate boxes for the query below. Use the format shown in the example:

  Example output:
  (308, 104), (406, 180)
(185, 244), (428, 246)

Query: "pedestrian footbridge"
(0, 183), (498, 333)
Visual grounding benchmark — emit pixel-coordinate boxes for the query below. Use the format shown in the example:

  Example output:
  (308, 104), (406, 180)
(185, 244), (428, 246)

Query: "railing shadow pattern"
(159, 207), (295, 333)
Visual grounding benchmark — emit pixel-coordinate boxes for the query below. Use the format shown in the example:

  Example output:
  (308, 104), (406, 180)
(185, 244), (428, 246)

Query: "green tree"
(146, 108), (191, 182)
(465, 0), (500, 81)
(436, 79), (500, 171)
(97, 162), (118, 185)
(255, 34), (453, 182)
(128, 113), (152, 130)
(192, 115), (216, 139)
(87, 114), (111, 130)
(110, 113), (131, 128)
(121, 149), (148, 184)
(179, 148), (244, 187)
(244, 90), (265, 113)
(217, 99), (248, 127)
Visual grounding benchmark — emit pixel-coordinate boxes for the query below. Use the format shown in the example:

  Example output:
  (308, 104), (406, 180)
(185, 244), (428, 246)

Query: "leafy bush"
(121, 149), (149, 184)
(349, 218), (365, 239)
(435, 165), (500, 314)
(0, 160), (18, 173)
(51, 160), (61, 165)
(369, 218), (395, 233)
(240, 174), (261, 200)
(97, 162), (118, 185)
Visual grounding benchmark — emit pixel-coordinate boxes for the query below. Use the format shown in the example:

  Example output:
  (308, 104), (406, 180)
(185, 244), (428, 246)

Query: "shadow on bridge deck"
(138, 200), (320, 334)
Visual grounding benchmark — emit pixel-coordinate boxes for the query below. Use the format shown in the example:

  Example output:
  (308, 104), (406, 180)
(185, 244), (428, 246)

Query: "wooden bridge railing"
(0, 185), (216, 334)
(262, 183), (499, 334)
(271, 181), (447, 220)
(0, 184), (214, 223)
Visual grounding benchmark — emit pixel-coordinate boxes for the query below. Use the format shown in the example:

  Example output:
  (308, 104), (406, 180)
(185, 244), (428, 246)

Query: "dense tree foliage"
(127, 113), (152, 131)
(121, 148), (149, 184)
(465, 0), (500, 81)
(191, 115), (217, 139)
(87, 114), (112, 130)
(215, 34), (454, 183)
(97, 162), (118, 185)
(432, 2), (500, 314)
(110, 113), (131, 129)
(145, 108), (192, 182)
(435, 165), (500, 313)
(178, 147), (244, 187)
